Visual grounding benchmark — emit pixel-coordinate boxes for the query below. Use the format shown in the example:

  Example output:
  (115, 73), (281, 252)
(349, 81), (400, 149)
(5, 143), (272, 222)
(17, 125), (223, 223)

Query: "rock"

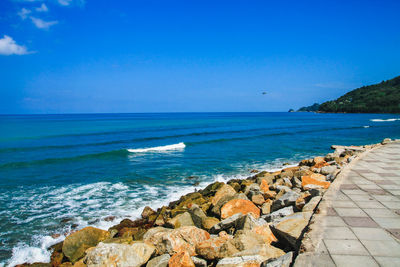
(201, 216), (220, 230)
(259, 179), (270, 193)
(283, 178), (292, 187)
(200, 182), (224, 197)
(382, 138), (392, 145)
(188, 204), (207, 228)
(292, 176), (302, 188)
(210, 213), (246, 234)
(169, 251), (195, 267)
(231, 230), (266, 251)
(143, 226), (210, 256)
(302, 196), (321, 212)
(167, 212), (195, 228)
(216, 255), (268, 267)
(263, 206), (294, 224)
(196, 231), (239, 260)
(271, 191), (300, 211)
(212, 184), (237, 206)
(301, 175), (330, 189)
(118, 227), (146, 240)
(261, 200), (272, 215)
(264, 190), (277, 199)
(233, 244), (285, 260)
(251, 194), (265, 205)
(244, 183), (262, 198)
(210, 194), (236, 217)
(241, 215), (277, 244)
(261, 252), (293, 267)
(312, 156), (326, 166)
(146, 254), (170, 267)
(191, 256), (207, 267)
(142, 206), (157, 219)
(271, 212), (312, 248)
(221, 199), (260, 219)
(256, 172), (275, 185)
(62, 227), (110, 263)
(320, 165), (337, 175)
(295, 192), (311, 210)
(84, 242), (155, 267)
(250, 169), (259, 173)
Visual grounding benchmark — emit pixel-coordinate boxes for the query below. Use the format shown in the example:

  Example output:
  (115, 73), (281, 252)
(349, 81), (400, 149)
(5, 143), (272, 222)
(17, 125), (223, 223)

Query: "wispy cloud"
(17, 8), (31, 20)
(58, 0), (73, 6)
(36, 3), (48, 12)
(0, 35), (30, 55)
(30, 16), (58, 29)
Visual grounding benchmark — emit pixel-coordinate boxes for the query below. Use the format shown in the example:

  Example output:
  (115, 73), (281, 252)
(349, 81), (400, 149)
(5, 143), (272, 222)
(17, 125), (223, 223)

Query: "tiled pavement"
(296, 142), (400, 267)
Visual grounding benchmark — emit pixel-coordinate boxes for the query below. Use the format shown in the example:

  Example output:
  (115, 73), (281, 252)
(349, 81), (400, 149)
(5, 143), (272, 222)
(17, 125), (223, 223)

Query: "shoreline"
(13, 138), (398, 267)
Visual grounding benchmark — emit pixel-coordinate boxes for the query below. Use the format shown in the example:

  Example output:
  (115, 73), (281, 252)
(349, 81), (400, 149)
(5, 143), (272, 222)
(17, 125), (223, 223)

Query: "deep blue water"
(0, 112), (399, 265)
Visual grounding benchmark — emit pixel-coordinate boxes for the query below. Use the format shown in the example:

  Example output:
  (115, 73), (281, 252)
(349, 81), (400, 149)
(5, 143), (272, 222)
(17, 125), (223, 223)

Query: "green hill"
(318, 75), (400, 113)
(297, 103), (320, 112)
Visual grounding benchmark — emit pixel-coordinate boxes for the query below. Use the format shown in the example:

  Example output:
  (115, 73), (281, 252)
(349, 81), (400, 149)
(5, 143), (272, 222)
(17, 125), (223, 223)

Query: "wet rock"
(84, 242), (155, 267)
(261, 251), (293, 267)
(62, 226), (110, 263)
(200, 182), (224, 197)
(271, 190), (300, 211)
(196, 232), (238, 260)
(301, 175), (330, 189)
(118, 227), (146, 240)
(221, 199), (260, 219)
(302, 196), (321, 212)
(271, 211), (312, 248)
(143, 226), (210, 256)
(212, 184), (237, 206)
(146, 254), (170, 267)
(167, 212), (195, 228)
(142, 206), (157, 219)
(103, 216), (116, 222)
(209, 213), (246, 234)
(263, 206), (294, 224)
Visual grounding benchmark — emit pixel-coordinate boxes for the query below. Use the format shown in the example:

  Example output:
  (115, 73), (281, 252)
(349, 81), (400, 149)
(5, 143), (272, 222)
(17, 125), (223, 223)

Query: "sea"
(0, 112), (399, 266)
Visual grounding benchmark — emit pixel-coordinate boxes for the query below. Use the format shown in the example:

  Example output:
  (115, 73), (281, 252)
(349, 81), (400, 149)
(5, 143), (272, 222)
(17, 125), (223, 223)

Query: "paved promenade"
(295, 141), (400, 267)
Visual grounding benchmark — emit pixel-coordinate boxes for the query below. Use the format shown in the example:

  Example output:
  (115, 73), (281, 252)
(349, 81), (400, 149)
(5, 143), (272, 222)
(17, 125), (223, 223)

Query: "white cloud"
(18, 8), (31, 20)
(0, 35), (30, 55)
(36, 3), (48, 12)
(30, 16), (58, 29)
(58, 0), (73, 6)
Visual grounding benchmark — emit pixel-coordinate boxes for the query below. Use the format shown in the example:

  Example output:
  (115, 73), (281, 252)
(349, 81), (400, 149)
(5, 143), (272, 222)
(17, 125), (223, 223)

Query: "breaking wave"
(370, 118), (400, 122)
(127, 142), (186, 153)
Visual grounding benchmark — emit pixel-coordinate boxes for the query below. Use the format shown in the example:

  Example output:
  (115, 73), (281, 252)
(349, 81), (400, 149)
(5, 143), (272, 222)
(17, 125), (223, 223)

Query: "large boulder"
(216, 255), (269, 267)
(241, 214), (277, 244)
(263, 206), (294, 224)
(220, 199), (260, 219)
(302, 196), (321, 212)
(146, 254), (170, 267)
(62, 227), (110, 263)
(84, 242), (155, 267)
(143, 226), (210, 256)
(233, 244), (285, 260)
(188, 204), (207, 228)
(301, 176), (330, 189)
(168, 251), (195, 267)
(271, 212), (312, 248)
(209, 213), (246, 234)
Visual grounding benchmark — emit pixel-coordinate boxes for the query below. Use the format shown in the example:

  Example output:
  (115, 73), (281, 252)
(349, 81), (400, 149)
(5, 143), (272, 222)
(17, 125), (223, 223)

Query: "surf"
(127, 142), (186, 153)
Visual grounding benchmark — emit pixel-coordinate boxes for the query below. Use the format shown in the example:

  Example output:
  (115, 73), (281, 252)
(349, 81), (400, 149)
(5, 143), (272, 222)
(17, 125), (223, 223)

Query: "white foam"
(127, 142), (186, 153)
(363, 125), (370, 128)
(370, 118), (400, 122)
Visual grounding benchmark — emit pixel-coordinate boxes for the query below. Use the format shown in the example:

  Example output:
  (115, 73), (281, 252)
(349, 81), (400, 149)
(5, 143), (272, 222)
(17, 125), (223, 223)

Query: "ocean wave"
(127, 142), (186, 153)
(370, 118), (400, 122)
(2, 157), (303, 266)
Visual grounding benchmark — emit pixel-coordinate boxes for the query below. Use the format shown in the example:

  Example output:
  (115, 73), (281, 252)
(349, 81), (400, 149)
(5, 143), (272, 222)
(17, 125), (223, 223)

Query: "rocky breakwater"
(17, 141), (388, 267)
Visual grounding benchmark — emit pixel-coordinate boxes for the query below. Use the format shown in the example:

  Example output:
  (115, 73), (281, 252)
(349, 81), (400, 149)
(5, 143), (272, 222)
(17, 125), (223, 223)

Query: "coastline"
(11, 138), (398, 267)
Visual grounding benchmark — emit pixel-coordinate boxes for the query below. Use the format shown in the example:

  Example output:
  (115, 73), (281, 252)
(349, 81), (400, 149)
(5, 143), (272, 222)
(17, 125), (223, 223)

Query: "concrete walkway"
(295, 142), (400, 267)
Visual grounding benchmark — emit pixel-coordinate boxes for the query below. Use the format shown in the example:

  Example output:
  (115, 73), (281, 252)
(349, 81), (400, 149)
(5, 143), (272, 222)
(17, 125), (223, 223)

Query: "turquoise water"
(0, 112), (399, 265)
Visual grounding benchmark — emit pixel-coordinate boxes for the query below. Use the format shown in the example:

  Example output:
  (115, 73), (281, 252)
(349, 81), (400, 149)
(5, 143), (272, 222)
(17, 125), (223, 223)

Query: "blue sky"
(0, 0), (399, 114)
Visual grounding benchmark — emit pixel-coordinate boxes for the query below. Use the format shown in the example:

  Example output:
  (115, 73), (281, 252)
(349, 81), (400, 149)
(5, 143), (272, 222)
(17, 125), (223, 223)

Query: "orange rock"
(253, 224), (277, 244)
(260, 179), (270, 193)
(196, 231), (238, 260)
(212, 184), (236, 206)
(311, 156), (329, 169)
(169, 251), (195, 267)
(221, 199), (260, 219)
(301, 175), (330, 189)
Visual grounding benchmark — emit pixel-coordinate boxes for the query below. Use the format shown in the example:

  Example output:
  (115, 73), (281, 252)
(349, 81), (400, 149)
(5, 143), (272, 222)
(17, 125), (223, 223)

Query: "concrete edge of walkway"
(293, 140), (400, 266)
